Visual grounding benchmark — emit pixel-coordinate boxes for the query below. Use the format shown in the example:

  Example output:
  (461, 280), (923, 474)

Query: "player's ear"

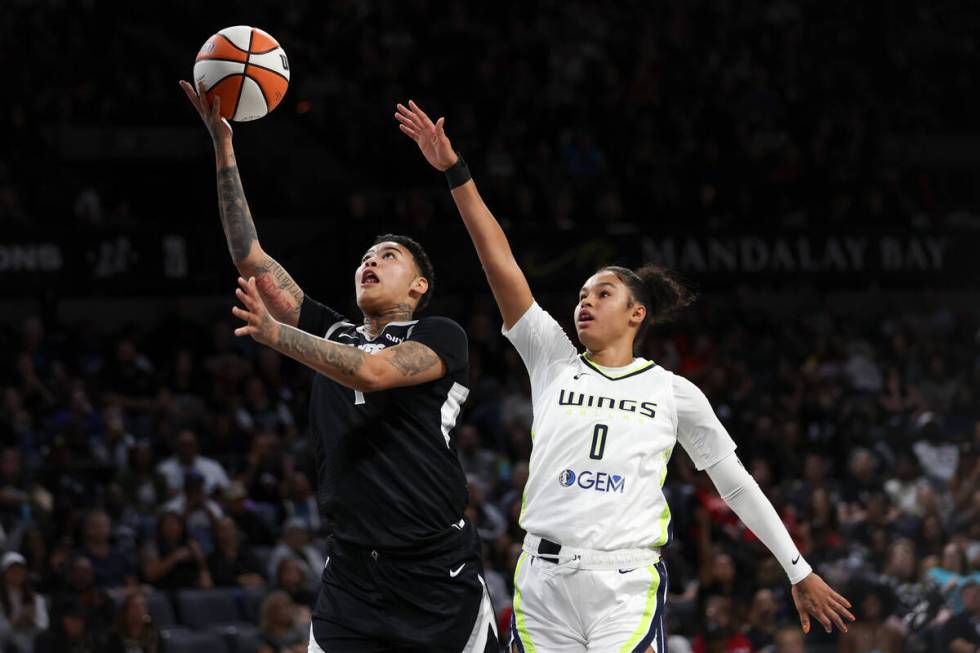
(630, 302), (646, 327)
(411, 276), (429, 299)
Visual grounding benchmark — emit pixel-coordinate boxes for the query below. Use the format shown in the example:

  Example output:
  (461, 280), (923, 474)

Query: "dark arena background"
(1, 1), (978, 652)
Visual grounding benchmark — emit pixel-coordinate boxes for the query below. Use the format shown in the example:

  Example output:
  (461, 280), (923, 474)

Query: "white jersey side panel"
(503, 302), (737, 551)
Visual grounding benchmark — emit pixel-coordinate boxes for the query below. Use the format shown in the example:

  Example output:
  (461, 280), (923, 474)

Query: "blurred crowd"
(1, 0), (979, 652)
(0, 293), (977, 652)
(1, 0), (978, 232)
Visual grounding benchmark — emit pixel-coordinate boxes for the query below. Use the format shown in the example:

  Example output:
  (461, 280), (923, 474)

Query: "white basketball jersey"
(503, 302), (737, 551)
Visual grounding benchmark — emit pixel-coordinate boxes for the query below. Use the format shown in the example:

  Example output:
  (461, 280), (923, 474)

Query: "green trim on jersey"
(654, 459), (672, 547)
(619, 563), (662, 652)
(580, 354), (657, 381)
(512, 552), (537, 652)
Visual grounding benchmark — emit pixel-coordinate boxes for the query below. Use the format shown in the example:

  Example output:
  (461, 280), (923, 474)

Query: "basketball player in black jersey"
(181, 81), (498, 652)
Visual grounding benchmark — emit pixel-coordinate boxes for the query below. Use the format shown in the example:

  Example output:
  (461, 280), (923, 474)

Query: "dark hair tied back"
(602, 264), (696, 348)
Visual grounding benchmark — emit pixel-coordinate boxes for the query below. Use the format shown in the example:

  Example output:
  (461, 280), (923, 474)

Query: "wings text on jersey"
(557, 389), (657, 419)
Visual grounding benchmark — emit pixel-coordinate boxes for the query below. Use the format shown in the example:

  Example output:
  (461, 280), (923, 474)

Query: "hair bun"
(634, 264), (696, 323)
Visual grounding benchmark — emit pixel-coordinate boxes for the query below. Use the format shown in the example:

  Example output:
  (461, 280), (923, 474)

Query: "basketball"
(193, 26), (290, 122)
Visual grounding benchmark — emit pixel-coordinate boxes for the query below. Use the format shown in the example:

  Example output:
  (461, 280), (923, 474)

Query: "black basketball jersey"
(297, 297), (471, 552)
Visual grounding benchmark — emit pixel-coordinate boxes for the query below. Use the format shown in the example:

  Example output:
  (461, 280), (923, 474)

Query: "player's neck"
(584, 343), (635, 368)
(362, 303), (414, 339)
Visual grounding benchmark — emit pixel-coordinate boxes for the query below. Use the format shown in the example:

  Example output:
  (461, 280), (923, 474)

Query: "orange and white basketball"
(193, 26), (290, 122)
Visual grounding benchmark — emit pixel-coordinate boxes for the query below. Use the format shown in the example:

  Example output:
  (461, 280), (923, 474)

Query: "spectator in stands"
(773, 626), (805, 653)
(235, 377), (295, 438)
(207, 516), (266, 589)
(266, 519), (323, 596)
(884, 450), (928, 518)
(161, 472), (221, 552)
(238, 432), (286, 506)
(156, 429), (229, 497)
(56, 556), (114, 637)
(222, 480), (276, 547)
(929, 542), (980, 614)
(116, 443), (168, 517)
(76, 510), (136, 589)
(279, 471), (320, 535)
(837, 583), (903, 653)
(93, 405), (134, 470)
(272, 557), (315, 607)
(101, 339), (159, 428)
(257, 591), (309, 653)
(105, 592), (160, 653)
(32, 597), (96, 653)
(140, 510), (211, 591)
(941, 578), (980, 653)
(0, 552), (48, 653)
(456, 424), (496, 491)
(0, 449), (33, 535)
(743, 588), (778, 651)
(691, 594), (753, 653)
(464, 475), (506, 543)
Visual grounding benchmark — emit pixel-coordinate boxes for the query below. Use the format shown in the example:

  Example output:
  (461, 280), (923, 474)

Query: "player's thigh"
(308, 619), (392, 653)
(586, 562), (668, 653)
(510, 552), (587, 653)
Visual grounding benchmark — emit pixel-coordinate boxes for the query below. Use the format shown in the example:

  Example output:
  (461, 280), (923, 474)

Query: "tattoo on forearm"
(249, 255), (304, 321)
(277, 325), (365, 376)
(386, 342), (441, 376)
(216, 165), (257, 262)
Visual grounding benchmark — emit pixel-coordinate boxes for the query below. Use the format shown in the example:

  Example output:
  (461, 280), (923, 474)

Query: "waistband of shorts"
(522, 533), (661, 569)
(330, 518), (470, 560)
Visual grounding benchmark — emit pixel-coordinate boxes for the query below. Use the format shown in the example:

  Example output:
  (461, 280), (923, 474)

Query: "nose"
(364, 257), (377, 268)
(579, 295), (593, 308)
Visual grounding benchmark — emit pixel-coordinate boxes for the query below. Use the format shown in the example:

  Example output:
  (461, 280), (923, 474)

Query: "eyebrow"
(362, 246), (401, 260)
(579, 282), (617, 293)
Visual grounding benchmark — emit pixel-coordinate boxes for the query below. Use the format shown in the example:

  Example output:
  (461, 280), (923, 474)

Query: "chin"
(576, 329), (600, 350)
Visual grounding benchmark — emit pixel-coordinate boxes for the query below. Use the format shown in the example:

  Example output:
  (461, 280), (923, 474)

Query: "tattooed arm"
(233, 277), (446, 391)
(215, 162), (304, 326)
(180, 79), (304, 327)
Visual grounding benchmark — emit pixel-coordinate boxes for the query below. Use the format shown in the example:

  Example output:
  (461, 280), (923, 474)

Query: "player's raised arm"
(180, 79), (304, 327)
(232, 277), (447, 392)
(395, 100), (532, 330)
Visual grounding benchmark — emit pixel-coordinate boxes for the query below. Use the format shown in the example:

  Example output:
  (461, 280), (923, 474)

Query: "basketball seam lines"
(198, 59), (286, 82)
(204, 72), (244, 94)
(249, 63), (289, 83)
(217, 33), (249, 54)
(232, 29), (255, 119)
(195, 57), (248, 66)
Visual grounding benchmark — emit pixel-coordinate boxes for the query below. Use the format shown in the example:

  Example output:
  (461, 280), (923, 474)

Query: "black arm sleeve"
(407, 317), (469, 375)
(297, 296), (348, 337)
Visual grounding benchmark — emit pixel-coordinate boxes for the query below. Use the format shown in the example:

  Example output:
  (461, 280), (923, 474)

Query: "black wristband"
(444, 154), (472, 190)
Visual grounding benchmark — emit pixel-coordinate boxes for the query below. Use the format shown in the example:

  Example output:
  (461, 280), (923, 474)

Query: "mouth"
(577, 310), (594, 326)
(360, 270), (380, 286)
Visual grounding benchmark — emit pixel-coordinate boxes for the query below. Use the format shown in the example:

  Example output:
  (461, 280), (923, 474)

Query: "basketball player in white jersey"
(396, 101), (855, 652)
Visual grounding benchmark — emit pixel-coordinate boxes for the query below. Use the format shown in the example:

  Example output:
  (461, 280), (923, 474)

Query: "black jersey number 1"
(590, 424), (608, 460)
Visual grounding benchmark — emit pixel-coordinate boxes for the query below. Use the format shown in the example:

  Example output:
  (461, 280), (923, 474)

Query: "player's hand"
(233, 276), (281, 346)
(179, 79), (233, 147)
(791, 572), (855, 634)
(395, 100), (458, 171)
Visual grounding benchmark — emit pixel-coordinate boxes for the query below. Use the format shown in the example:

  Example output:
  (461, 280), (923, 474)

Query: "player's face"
(574, 271), (645, 350)
(354, 242), (427, 314)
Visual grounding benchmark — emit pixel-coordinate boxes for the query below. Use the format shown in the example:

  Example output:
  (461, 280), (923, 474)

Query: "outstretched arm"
(705, 454), (855, 634)
(395, 100), (532, 329)
(180, 80), (304, 327)
(232, 277), (447, 392)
